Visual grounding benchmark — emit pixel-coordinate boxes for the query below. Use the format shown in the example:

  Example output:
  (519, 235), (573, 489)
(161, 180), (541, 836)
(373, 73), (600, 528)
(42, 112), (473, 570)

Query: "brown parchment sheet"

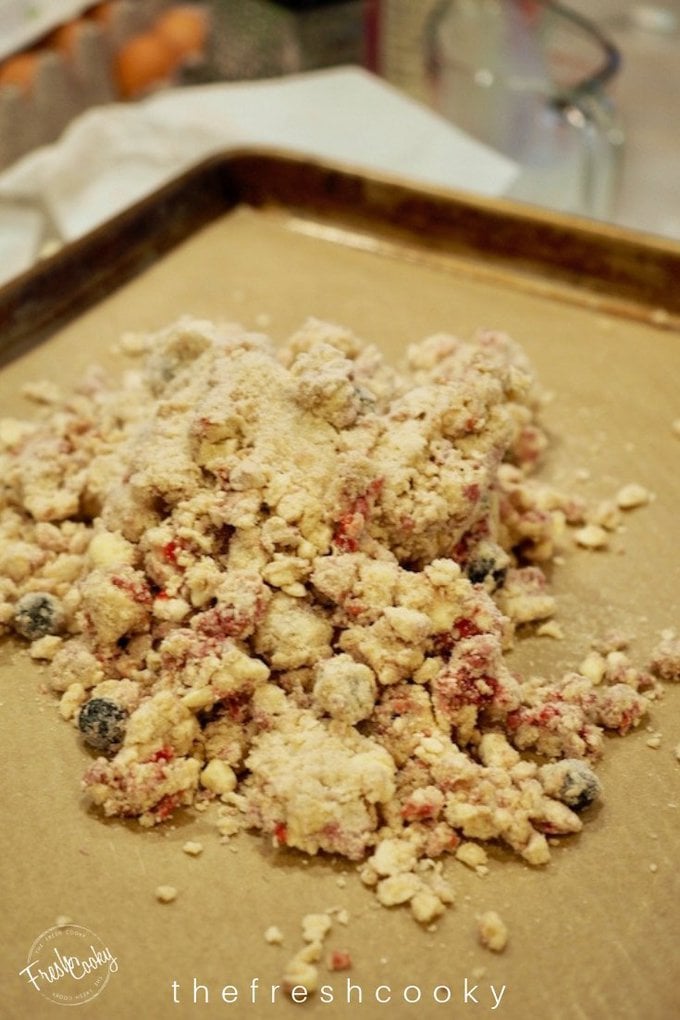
(1, 204), (679, 1020)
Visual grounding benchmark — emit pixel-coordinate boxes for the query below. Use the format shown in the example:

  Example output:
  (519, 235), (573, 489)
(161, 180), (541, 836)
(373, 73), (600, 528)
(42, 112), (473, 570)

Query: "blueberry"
(466, 559), (506, 588)
(491, 565), (508, 588)
(560, 761), (602, 812)
(467, 558), (495, 585)
(78, 698), (127, 754)
(13, 592), (64, 641)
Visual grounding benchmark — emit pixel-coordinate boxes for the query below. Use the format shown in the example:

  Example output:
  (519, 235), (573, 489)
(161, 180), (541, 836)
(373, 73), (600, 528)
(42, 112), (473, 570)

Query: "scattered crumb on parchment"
(264, 926), (284, 945)
(182, 840), (204, 856)
(477, 911), (508, 952)
(155, 885), (178, 903)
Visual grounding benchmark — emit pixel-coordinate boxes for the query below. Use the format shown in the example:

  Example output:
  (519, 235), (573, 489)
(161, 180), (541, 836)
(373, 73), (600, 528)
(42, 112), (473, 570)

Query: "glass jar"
(424, 0), (625, 218)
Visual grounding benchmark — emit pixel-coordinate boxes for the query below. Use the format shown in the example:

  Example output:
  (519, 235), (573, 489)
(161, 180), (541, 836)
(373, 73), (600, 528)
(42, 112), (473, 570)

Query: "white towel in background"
(0, 66), (518, 284)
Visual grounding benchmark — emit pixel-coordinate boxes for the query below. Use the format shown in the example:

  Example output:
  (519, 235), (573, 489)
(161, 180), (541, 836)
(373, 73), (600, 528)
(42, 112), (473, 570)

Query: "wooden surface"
(1, 168), (679, 1020)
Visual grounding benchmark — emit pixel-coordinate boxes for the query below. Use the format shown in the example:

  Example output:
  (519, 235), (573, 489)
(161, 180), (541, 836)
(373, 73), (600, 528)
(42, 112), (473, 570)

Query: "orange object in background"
(47, 19), (90, 57)
(0, 51), (43, 95)
(154, 5), (209, 61)
(87, 1), (122, 26)
(0, 1), (212, 170)
(113, 30), (178, 98)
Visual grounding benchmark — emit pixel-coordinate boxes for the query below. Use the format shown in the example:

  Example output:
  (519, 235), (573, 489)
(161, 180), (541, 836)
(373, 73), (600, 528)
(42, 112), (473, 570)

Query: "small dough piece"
(616, 483), (651, 510)
(477, 910), (508, 952)
(155, 885), (178, 903)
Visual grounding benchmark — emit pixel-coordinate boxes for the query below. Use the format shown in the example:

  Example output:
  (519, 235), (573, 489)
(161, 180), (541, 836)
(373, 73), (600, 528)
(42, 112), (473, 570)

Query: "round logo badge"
(20, 923), (118, 1006)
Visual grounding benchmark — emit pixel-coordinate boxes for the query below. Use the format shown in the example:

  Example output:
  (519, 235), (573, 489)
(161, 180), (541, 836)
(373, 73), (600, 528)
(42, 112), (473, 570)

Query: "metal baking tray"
(2, 148), (680, 366)
(1, 150), (678, 1020)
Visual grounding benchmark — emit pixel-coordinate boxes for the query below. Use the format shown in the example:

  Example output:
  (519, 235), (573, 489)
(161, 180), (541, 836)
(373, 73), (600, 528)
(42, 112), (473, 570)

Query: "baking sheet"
(1, 169), (679, 1020)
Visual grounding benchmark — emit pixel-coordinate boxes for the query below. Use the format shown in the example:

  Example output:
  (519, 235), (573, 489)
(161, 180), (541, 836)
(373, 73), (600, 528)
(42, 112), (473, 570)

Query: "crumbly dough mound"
(0, 316), (666, 914)
(244, 707), (396, 860)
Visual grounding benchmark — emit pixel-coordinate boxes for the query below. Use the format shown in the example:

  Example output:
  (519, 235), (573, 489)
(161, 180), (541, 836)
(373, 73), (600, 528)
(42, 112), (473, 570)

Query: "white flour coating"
(0, 316), (675, 925)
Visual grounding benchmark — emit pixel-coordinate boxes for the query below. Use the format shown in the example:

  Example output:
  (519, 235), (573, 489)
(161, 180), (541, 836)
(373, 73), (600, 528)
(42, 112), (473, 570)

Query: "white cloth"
(0, 67), (518, 282)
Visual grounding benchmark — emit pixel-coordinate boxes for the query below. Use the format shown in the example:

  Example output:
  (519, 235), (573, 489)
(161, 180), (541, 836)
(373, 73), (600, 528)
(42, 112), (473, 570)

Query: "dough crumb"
(21, 379), (62, 405)
(579, 650), (606, 685)
(616, 483), (652, 510)
(574, 524), (608, 549)
(477, 910), (508, 952)
(155, 885), (178, 903)
(302, 913), (332, 943)
(182, 840), (204, 856)
(650, 629), (680, 682)
(282, 955), (318, 996)
(283, 909), (337, 996)
(29, 635), (63, 660)
(455, 842), (488, 871)
(536, 620), (564, 640)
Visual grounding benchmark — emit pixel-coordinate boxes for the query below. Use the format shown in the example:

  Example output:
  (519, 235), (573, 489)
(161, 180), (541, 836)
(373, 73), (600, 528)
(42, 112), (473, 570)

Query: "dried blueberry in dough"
(466, 558), (493, 584)
(463, 540), (509, 590)
(12, 592), (64, 640)
(560, 761), (602, 812)
(78, 698), (127, 753)
(539, 759), (602, 813)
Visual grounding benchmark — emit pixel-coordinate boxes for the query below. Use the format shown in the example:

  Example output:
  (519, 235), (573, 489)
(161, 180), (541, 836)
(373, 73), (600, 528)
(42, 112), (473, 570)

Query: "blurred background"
(1, 0), (679, 284)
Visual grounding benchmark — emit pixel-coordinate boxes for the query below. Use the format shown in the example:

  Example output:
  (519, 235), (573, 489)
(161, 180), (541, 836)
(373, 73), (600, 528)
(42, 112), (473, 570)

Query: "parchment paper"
(1, 205), (679, 1020)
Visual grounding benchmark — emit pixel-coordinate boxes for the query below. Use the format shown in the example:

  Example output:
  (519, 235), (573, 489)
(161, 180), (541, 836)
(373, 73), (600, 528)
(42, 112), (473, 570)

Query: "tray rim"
(1, 144), (679, 368)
